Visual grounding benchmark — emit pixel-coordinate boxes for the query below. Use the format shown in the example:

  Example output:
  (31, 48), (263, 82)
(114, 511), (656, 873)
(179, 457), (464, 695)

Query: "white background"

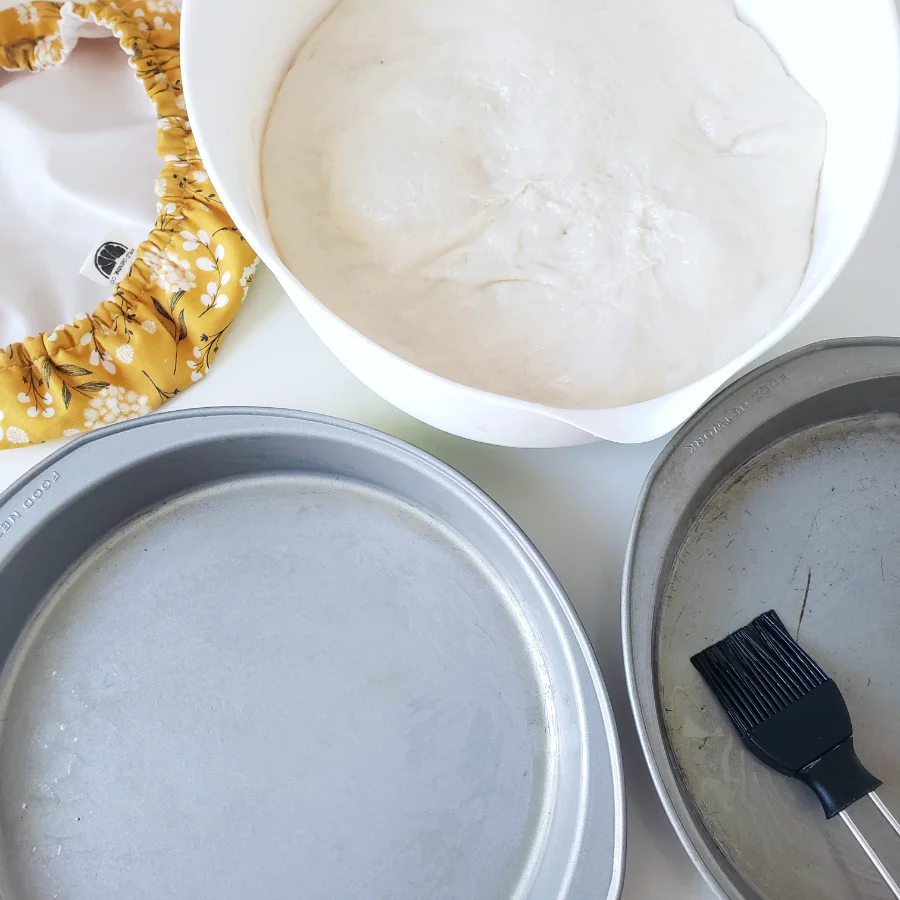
(3, 14), (900, 898)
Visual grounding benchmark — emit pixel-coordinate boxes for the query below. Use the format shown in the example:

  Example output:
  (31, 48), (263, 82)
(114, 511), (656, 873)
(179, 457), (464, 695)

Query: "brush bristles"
(690, 610), (828, 735)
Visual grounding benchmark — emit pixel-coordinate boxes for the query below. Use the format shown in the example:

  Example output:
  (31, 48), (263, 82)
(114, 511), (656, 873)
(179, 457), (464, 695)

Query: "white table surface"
(2, 122), (900, 900)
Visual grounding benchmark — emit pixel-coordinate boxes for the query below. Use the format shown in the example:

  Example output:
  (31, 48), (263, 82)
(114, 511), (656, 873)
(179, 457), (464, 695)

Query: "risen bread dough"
(263, 0), (826, 408)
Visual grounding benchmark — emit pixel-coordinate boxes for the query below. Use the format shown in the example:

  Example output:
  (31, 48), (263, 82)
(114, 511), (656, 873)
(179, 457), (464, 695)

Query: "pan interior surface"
(0, 472), (556, 900)
(659, 411), (900, 900)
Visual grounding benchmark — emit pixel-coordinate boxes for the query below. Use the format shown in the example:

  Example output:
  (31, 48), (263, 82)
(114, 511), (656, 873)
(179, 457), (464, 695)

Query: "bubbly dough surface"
(263, 0), (826, 408)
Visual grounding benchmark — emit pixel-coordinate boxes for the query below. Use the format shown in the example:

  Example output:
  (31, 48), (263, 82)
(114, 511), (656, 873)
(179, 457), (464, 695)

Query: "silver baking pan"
(0, 408), (624, 900)
(624, 339), (900, 900)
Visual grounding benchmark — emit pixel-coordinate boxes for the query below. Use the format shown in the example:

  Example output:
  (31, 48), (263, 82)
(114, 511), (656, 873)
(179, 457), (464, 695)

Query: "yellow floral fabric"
(0, 0), (257, 446)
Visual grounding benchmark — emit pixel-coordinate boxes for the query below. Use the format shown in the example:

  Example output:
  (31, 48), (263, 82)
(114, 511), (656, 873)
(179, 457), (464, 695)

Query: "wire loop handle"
(841, 792), (900, 898)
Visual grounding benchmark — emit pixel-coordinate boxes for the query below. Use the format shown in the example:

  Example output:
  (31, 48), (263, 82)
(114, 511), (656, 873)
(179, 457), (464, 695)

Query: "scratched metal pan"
(624, 339), (900, 900)
(0, 408), (624, 900)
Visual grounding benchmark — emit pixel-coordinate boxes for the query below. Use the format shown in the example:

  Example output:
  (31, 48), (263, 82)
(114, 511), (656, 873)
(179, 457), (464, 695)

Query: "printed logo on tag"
(79, 230), (138, 286)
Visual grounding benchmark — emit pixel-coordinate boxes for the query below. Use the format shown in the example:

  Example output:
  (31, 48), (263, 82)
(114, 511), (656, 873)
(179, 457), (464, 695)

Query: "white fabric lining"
(0, 7), (159, 347)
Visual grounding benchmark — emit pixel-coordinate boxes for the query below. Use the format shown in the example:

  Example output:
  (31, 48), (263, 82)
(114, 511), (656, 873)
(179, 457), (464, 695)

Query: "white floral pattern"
(83, 387), (151, 429)
(146, 0), (178, 12)
(240, 259), (259, 288)
(181, 229), (209, 252)
(143, 248), (197, 294)
(116, 344), (135, 364)
(141, 246), (166, 269)
(23, 389), (53, 419)
(157, 253), (196, 292)
(15, 3), (39, 26)
(200, 281), (228, 310)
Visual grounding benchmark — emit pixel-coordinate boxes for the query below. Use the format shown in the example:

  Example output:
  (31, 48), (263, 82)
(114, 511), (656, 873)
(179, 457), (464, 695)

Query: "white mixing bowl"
(183, 0), (900, 448)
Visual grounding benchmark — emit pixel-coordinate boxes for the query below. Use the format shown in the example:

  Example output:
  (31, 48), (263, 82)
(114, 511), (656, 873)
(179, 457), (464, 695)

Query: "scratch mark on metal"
(791, 508), (820, 581)
(796, 567), (812, 641)
(672, 596), (691, 632)
(475, 623), (499, 653)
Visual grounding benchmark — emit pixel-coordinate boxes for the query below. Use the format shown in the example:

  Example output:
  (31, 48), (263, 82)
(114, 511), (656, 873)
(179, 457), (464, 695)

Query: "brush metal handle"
(871, 791), (900, 841)
(840, 792), (900, 899)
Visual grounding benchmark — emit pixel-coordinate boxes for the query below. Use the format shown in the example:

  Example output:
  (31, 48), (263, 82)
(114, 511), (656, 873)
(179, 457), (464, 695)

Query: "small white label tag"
(79, 229), (138, 286)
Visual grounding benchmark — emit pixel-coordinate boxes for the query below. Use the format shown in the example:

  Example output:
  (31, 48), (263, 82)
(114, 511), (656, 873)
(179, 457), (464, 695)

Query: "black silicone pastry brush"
(692, 610), (900, 897)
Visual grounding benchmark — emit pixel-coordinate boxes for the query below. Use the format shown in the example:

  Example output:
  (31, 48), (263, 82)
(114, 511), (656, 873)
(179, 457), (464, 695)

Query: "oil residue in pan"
(659, 413), (900, 900)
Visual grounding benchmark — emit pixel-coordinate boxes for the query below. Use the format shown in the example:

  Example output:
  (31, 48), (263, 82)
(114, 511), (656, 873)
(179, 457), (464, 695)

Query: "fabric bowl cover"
(0, 0), (258, 446)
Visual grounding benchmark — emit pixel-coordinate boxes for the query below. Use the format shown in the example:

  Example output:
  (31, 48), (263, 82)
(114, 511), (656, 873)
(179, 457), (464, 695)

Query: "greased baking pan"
(625, 339), (900, 900)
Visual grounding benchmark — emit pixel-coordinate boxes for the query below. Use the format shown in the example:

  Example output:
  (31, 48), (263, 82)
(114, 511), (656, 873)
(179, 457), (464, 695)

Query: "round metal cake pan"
(624, 338), (900, 900)
(0, 408), (624, 900)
